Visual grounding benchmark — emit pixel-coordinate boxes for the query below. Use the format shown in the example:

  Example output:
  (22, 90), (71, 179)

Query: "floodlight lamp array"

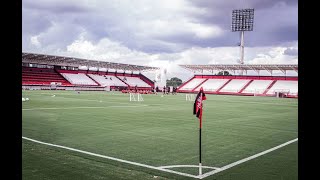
(232, 8), (254, 31)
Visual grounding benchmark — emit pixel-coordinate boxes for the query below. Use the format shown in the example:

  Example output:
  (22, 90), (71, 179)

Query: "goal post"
(129, 93), (144, 101)
(185, 94), (195, 101)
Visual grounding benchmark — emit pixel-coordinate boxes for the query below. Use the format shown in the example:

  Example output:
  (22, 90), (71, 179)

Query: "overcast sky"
(22, 0), (298, 81)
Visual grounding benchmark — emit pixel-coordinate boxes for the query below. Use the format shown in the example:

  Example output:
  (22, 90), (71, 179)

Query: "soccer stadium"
(22, 1), (298, 180)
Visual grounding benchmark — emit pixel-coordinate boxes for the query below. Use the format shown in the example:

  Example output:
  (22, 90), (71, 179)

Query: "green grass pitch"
(22, 90), (298, 180)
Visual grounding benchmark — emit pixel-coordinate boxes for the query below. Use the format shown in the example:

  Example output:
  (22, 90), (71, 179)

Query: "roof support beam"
(291, 67), (298, 73)
(22, 52), (159, 72)
(275, 66), (286, 74)
(261, 66), (273, 75)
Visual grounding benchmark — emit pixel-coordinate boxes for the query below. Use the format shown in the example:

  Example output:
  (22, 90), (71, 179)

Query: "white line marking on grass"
(22, 105), (148, 111)
(22, 136), (199, 179)
(158, 165), (220, 170)
(24, 93), (128, 101)
(24, 93), (150, 106)
(199, 138), (298, 179)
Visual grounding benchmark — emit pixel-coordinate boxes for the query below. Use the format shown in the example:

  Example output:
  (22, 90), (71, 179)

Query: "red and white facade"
(22, 52), (158, 91)
(178, 64), (298, 98)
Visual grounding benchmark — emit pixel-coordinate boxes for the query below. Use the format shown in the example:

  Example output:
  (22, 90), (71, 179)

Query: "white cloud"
(284, 47), (298, 56)
(59, 36), (298, 81)
(65, 36), (153, 65)
(248, 46), (298, 64)
(67, 34), (95, 55)
(23, 0), (297, 52)
(135, 19), (223, 40)
(30, 35), (41, 47)
(189, 23), (222, 38)
(22, 0), (298, 81)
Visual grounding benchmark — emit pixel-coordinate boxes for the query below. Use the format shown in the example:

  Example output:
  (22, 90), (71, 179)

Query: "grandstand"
(178, 64), (298, 98)
(22, 52), (158, 91)
(22, 52), (298, 98)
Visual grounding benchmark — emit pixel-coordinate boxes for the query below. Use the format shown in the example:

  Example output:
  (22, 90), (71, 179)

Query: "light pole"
(232, 9), (254, 75)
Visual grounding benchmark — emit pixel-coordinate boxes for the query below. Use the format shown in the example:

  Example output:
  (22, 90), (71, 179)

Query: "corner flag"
(193, 87), (206, 127)
(193, 87), (206, 175)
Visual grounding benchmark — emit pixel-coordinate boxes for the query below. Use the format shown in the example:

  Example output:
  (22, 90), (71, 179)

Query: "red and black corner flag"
(193, 87), (206, 175)
(193, 87), (207, 126)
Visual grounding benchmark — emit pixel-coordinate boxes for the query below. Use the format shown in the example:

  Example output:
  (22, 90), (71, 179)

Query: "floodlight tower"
(232, 8), (254, 75)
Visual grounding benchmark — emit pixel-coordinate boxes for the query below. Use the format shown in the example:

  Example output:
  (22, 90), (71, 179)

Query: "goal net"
(129, 93), (144, 101)
(185, 94), (195, 101)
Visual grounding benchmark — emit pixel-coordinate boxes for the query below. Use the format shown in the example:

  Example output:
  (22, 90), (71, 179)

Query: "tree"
(216, 71), (231, 75)
(166, 77), (183, 87)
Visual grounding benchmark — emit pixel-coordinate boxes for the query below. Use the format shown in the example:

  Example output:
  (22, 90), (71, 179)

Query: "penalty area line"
(199, 138), (298, 179)
(22, 136), (199, 179)
(159, 164), (221, 170)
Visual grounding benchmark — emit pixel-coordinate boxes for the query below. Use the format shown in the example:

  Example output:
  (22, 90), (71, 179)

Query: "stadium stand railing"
(219, 79), (250, 93)
(193, 79), (229, 92)
(115, 75), (130, 87)
(242, 80), (273, 95)
(177, 76), (196, 92)
(178, 78), (206, 92)
(215, 79), (232, 93)
(139, 73), (155, 87)
(263, 80), (277, 95)
(86, 74), (101, 86)
(192, 79), (208, 92)
(238, 80), (254, 93)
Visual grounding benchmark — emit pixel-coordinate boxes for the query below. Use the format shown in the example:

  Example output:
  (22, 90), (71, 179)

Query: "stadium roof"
(179, 64), (298, 75)
(22, 52), (160, 72)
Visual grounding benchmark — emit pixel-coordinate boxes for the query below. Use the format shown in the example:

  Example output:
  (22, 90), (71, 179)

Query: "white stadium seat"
(87, 74), (127, 86)
(266, 80), (298, 95)
(220, 79), (250, 92)
(120, 76), (151, 87)
(194, 79), (229, 92)
(242, 80), (273, 93)
(180, 78), (206, 90)
(60, 73), (98, 85)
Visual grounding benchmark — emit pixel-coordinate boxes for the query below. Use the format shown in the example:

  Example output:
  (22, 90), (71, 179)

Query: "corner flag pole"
(199, 116), (202, 175)
(194, 87), (206, 176)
